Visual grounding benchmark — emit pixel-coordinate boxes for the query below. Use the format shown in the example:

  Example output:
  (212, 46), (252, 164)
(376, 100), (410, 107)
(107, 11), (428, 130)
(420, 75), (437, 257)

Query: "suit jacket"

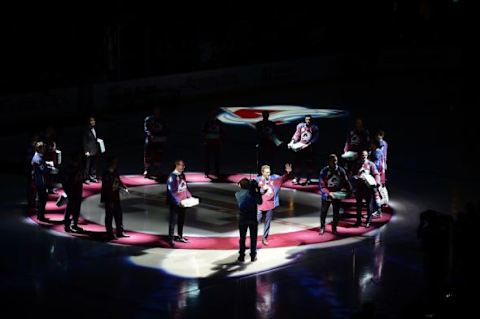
(31, 152), (51, 187)
(83, 126), (100, 155)
(101, 169), (125, 204)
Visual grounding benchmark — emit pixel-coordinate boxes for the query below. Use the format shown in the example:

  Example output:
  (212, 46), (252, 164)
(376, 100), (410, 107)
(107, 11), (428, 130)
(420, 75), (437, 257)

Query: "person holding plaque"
(344, 118), (370, 154)
(31, 142), (56, 221)
(343, 118), (370, 174)
(374, 129), (388, 183)
(288, 115), (319, 185)
(351, 150), (380, 228)
(43, 126), (59, 194)
(83, 116), (101, 184)
(319, 154), (351, 235)
(166, 160), (194, 247)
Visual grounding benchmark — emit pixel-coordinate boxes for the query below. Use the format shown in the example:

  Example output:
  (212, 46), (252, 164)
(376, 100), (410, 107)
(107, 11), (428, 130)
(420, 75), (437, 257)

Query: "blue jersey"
(319, 165), (351, 201)
(344, 129), (370, 153)
(166, 170), (191, 205)
(291, 123), (319, 145)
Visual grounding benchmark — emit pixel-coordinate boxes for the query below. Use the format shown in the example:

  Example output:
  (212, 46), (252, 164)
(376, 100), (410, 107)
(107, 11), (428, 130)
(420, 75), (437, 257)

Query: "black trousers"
(204, 143), (220, 176)
(355, 186), (375, 223)
(169, 204), (186, 238)
(36, 185), (47, 219)
(144, 142), (165, 175)
(84, 154), (98, 180)
(294, 147), (314, 181)
(64, 194), (82, 227)
(105, 202), (124, 235)
(27, 175), (36, 209)
(239, 220), (258, 256)
(320, 199), (341, 229)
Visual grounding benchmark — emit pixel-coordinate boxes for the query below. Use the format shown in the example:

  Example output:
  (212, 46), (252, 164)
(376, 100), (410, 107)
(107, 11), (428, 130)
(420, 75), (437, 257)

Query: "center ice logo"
(217, 106), (348, 126)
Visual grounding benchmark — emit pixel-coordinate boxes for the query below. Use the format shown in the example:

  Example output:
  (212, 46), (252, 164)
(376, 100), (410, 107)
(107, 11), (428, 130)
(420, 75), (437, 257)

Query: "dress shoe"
(372, 211), (382, 219)
(332, 227), (338, 235)
(319, 227), (325, 235)
(176, 236), (190, 243)
(237, 255), (245, 262)
(71, 225), (84, 232)
(251, 255), (257, 262)
(168, 239), (175, 248)
(262, 239), (268, 246)
(106, 233), (116, 240)
(116, 232), (130, 238)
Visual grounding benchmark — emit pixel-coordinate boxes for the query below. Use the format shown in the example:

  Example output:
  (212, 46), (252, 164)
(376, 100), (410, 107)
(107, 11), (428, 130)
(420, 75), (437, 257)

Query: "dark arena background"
(0, 1), (478, 319)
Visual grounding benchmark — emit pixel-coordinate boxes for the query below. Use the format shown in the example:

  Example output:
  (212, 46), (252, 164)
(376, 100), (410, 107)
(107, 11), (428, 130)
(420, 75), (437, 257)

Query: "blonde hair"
(261, 165), (270, 173)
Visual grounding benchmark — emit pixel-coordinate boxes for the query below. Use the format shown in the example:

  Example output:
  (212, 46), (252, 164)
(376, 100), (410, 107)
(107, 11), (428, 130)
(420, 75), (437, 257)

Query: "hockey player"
(319, 154), (351, 235)
(288, 115), (319, 185)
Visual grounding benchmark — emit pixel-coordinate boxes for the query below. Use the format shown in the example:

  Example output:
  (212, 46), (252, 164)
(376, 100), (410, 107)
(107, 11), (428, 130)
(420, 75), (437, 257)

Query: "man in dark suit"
(101, 156), (129, 240)
(31, 142), (53, 221)
(235, 178), (262, 262)
(83, 116), (101, 183)
(62, 152), (84, 232)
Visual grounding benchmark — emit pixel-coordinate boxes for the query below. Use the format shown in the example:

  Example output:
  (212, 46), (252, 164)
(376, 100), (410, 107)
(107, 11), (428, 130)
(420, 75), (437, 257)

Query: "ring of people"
(27, 173), (393, 277)
(27, 112), (391, 277)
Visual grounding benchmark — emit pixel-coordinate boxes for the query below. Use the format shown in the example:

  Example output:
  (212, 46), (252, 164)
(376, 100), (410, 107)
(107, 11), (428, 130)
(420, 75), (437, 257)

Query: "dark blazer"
(101, 169), (125, 204)
(83, 126), (100, 155)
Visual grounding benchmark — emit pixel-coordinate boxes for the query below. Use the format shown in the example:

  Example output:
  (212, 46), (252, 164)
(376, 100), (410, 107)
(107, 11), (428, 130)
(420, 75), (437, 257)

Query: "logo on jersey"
(350, 133), (360, 145)
(300, 131), (312, 143)
(327, 176), (341, 188)
(217, 106), (348, 126)
(178, 179), (187, 192)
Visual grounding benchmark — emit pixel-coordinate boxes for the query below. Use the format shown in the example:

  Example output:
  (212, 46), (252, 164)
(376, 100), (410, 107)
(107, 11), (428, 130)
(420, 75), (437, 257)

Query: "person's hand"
(285, 163), (293, 173)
